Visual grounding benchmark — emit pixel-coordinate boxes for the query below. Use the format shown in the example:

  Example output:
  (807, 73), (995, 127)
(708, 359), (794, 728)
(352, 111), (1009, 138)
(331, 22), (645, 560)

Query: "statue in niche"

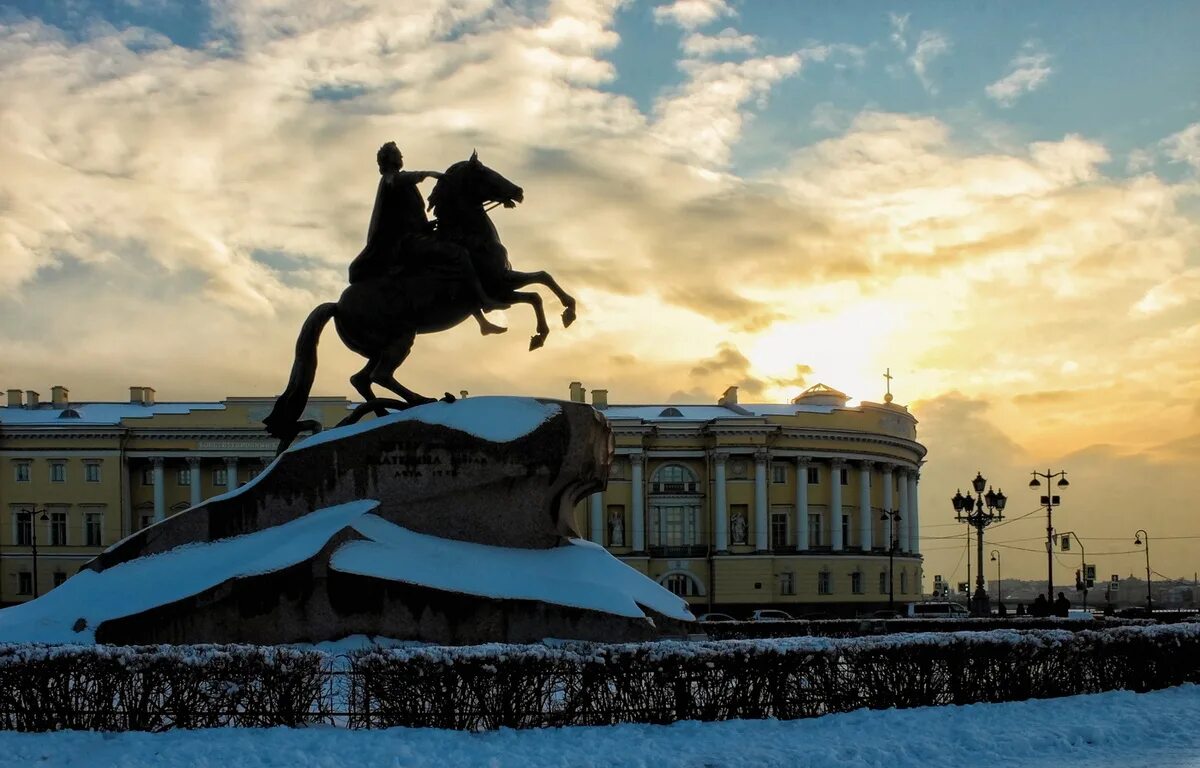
(609, 512), (625, 547)
(730, 511), (748, 545)
(264, 146), (578, 453)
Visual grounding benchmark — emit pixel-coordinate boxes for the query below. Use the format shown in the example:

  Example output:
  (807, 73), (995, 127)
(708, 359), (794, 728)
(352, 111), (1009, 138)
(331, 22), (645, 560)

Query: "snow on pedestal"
(0, 397), (690, 645)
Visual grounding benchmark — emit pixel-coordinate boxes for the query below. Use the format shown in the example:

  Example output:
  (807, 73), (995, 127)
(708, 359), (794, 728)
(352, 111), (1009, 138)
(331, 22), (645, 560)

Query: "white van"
(906, 602), (970, 618)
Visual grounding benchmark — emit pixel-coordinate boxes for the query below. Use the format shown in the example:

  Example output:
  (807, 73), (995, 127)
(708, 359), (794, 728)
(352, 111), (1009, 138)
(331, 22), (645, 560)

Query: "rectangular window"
(15, 509), (33, 546)
(770, 509), (788, 549)
(213, 467), (228, 487)
(808, 513), (821, 547)
(53, 572), (67, 588)
(879, 571), (888, 595)
(900, 571), (909, 594)
(779, 571), (795, 596)
(851, 571), (864, 594)
(141, 467), (154, 486)
(139, 513), (154, 531)
(177, 468), (191, 486)
(18, 572), (33, 596)
(85, 512), (104, 547)
(842, 514), (850, 548)
(50, 462), (66, 483)
(807, 466), (819, 485)
(15, 462), (31, 483)
(839, 468), (849, 486)
(771, 464), (786, 484)
(84, 462), (101, 483)
(49, 511), (67, 546)
(818, 571), (832, 595)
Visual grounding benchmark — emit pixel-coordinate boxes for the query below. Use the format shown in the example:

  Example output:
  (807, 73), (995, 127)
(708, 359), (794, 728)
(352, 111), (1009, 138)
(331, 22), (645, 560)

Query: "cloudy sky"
(2, 0), (1198, 582)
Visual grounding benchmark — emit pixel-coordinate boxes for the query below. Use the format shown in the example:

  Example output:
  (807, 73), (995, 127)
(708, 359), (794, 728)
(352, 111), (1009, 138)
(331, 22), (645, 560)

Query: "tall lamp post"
(1029, 469), (1069, 601)
(880, 508), (901, 610)
(989, 549), (1001, 610)
(29, 508), (49, 599)
(952, 473), (1006, 617)
(1134, 529), (1153, 614)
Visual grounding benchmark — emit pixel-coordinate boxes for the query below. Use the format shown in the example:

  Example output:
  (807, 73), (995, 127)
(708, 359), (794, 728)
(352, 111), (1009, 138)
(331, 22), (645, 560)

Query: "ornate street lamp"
(952, 473), (1006, 616)
(1134, 530), (1153, 614)
(880, 508), (901, 611)
(1029, 469), (1069, 601)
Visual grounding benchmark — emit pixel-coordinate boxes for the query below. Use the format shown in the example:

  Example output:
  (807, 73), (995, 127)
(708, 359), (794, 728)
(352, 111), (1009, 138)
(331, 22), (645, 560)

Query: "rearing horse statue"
(263, 152), (576, 452)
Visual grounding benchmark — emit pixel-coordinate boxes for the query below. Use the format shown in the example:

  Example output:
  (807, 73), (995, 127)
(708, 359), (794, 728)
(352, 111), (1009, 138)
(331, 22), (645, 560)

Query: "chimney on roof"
(591, 389), (608, 410)
(719, 386), (738, 407)
(569, 381), (586, 403)
(51, 385), (69, 407)
(143, 387), (155, 405)
(25, 390), (40, 409)
(7, 389), (22, 408)
(130, 386), (143, 404)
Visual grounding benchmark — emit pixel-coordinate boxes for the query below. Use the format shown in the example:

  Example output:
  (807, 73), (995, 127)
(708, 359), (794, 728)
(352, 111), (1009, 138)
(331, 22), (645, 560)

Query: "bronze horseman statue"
(263, 144), (577, 452)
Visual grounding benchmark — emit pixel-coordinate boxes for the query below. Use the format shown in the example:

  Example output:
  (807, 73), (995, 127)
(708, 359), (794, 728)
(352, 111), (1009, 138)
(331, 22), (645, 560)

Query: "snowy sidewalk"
(3, 685), (1198, 768)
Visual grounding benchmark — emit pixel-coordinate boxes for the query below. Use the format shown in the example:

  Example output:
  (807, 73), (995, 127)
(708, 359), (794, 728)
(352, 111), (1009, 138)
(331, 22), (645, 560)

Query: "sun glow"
(743, 296), (918, 404)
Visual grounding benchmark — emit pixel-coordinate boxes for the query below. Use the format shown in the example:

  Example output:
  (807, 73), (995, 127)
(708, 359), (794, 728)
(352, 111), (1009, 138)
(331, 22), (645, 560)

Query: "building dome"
(790, 383), (850, 407)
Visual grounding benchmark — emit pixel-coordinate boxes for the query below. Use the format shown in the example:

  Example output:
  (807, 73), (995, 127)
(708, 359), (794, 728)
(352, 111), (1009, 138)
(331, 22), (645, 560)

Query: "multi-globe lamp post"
(1029, 469), (1069, 601)
(951, 473), (1007, 617)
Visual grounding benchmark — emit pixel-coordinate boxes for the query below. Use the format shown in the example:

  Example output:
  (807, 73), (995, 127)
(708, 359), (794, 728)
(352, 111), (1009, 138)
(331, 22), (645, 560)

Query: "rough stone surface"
(91, 398), (612, 573)
(75, 398), (688, 645)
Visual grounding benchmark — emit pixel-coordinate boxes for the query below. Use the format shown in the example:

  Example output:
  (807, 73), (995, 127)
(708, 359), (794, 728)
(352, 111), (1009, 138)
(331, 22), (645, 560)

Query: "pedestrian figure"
(1031, 594), (1048, 617)
(1054, 591), (1071, 618)
(1016, 602), (1026, 616)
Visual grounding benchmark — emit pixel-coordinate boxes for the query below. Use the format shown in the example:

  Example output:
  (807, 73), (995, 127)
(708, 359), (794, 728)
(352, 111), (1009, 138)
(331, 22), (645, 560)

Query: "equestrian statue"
(263, 143), (576, 452)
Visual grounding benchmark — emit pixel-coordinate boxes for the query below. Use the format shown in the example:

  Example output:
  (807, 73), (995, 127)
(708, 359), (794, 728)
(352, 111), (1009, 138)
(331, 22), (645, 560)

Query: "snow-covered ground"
(3, 685), (1197, 768)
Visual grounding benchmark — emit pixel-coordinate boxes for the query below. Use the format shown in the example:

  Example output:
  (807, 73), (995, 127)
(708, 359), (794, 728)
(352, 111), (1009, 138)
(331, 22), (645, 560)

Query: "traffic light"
(1075, 569), (1084, 592)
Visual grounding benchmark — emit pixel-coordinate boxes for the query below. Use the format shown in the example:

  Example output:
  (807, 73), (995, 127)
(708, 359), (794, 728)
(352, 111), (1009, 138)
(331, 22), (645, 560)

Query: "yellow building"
(1, 382), (926, 617)
(571, 381), (927, 618)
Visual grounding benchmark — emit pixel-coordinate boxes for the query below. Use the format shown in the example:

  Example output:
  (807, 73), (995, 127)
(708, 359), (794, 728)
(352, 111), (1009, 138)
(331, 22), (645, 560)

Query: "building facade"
(571, 382), (927, 617)
(1, 382), (926, 616)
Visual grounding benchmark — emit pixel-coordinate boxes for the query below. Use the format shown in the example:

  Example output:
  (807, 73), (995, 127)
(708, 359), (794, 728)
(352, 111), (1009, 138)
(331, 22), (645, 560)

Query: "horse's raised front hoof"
(562, 306), (576, 328)
(529, 335), (546, 351)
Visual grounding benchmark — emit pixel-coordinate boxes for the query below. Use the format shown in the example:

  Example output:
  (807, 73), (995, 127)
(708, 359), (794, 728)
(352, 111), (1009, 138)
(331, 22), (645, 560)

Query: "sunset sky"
(1, 1), (1197, 583)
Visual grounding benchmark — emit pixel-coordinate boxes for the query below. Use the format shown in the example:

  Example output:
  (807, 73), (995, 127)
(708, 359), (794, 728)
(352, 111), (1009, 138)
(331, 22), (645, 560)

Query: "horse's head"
(428, 150), (523, 218)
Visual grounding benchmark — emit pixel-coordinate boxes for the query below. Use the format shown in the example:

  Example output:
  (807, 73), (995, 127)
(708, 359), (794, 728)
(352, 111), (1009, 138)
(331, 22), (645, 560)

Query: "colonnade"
(589, 451), (921, 556)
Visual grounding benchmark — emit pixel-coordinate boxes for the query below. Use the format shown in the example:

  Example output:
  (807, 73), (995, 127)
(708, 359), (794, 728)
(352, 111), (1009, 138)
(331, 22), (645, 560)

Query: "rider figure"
(348, 142), (507, 334)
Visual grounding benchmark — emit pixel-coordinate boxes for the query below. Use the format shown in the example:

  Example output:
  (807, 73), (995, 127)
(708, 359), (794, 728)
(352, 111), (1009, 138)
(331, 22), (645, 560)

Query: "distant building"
(1, 381), (927, 617)
(572, 381), (927, 617)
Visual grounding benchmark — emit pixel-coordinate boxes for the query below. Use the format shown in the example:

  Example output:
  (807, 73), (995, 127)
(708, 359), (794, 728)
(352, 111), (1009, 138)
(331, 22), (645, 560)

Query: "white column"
(188, 457), (202, 508)
(909, 471), (920, 555)
(713, 451), (729, 552)
(883, 465), (892, 549)
(152, 457), (165, 523)
(898, 468), (911, 552)
(589, 492), (604, 545)
(120, 455), (132, 537)
(795, 457), (810, 551)
(631, 453), (646, 552)
(830, 459), (844, 552)
(226, 457), (240, 491)
(754, 449), (769, 551)
(859, 460), (873, 552)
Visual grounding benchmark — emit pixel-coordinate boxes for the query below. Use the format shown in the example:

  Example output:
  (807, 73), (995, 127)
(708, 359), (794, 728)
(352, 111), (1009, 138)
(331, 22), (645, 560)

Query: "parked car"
(749, 609), (794, 622)
(906, 601), (969, 618)
(696, 613), (736, 623)
(870, 609), (900, 619)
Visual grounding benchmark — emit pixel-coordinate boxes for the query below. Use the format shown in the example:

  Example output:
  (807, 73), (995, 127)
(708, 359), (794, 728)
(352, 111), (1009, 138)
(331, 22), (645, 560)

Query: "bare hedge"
(348, 624), (1200, 729)
(0, 644), (330, 731)
(0, 623), (1196, 732)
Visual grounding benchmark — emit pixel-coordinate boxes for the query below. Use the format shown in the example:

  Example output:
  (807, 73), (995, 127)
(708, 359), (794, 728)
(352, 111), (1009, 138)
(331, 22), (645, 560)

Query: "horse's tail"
(263, 302), (337, 443)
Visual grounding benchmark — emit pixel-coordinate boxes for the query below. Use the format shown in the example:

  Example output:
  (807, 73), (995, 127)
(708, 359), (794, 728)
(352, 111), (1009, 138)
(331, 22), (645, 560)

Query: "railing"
(647, 545), (708, 558)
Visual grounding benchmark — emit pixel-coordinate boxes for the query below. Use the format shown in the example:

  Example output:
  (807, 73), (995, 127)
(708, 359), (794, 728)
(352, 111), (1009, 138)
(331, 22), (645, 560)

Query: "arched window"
(658, 571), (705, 597)
(651, 465), (698, 494)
